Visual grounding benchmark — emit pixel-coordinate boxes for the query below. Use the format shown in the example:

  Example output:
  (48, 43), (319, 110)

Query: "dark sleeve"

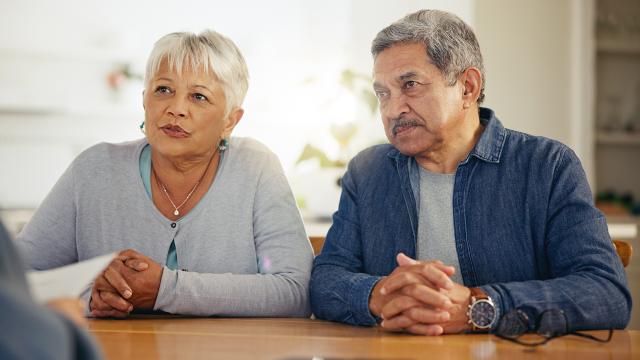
(309, 161), (382, 326)
(0, 223), (102, 359)
(483, 147), (632, 331)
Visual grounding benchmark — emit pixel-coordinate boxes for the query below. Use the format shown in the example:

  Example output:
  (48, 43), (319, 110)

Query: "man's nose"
(382, 92), (410, 120)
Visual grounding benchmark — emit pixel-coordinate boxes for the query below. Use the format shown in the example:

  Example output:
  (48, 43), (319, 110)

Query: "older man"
(310, 9), (630, 335)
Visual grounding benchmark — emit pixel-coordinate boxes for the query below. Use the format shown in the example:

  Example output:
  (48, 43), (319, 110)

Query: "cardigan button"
(170, 222), (177, 228)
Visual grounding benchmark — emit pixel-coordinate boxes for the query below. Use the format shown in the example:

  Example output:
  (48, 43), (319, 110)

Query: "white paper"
(26, 253), (115, 303)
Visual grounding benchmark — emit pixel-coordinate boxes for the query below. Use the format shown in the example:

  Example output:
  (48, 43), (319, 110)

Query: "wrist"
(467, 287), (498, 332)
(368, 278), (386, 318)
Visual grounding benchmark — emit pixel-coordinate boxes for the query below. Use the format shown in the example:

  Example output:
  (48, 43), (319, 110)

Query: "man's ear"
(460, 67), (482, 109)
(221, 107), (244, 138)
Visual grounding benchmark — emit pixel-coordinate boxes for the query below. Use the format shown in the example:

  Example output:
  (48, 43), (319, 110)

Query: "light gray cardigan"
(17, 137), (313, 317)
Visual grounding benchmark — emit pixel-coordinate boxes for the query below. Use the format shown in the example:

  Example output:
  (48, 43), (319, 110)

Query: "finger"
(381, 314), (416, 331)
(380, 264), (453, 295)
(401, 283), (453, 309)
(380, 295), (423, 320)
(91, 309), (130, 318)
(380, 271), (426, 295)
(124, 258), (149, 271)
(406, 323), (444, 336)
(118, 248), (142, 261)
(396, 254), (455, 277)
(396, 253), (419, 266)
(91, 287), (118, 312)
(99, 291), (133, 313)
(413, 264), (454, 291)
(103, 264), (133, 299)
(402, 306), (450, 324)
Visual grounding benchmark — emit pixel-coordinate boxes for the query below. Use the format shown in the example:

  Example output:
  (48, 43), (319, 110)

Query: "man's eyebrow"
(372, 82), (387, 90)
(398, 71), (418, 81)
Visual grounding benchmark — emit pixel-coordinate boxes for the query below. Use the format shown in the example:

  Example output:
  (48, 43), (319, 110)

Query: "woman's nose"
(167, 96), (188, 118)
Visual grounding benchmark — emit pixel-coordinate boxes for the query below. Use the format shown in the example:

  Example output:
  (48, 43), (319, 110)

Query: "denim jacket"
(310, 107), (631, 331)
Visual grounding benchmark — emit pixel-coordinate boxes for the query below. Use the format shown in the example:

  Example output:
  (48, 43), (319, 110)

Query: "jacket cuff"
(350, 275), (383, 326)
(154, 267), (178, 312)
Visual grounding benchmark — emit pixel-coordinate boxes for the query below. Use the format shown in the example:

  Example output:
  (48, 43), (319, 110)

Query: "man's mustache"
(391, 118), (420, 136)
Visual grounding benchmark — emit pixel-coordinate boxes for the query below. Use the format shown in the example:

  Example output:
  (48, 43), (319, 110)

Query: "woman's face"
(143, 60), (242, 160)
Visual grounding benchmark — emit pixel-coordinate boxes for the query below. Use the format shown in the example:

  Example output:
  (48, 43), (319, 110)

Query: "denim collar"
(385, 107), (507, 165)
(385, 107), (507, 215)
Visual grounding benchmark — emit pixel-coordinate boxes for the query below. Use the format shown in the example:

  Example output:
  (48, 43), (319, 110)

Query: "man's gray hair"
(372, 9), (485, 104)
(145, 30), (249, 116)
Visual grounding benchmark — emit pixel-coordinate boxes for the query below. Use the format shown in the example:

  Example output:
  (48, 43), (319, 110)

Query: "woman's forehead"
(153, 58), (220, 82)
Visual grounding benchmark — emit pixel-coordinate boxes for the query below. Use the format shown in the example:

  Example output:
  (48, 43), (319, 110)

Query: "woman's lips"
(161, 126), (189, 138)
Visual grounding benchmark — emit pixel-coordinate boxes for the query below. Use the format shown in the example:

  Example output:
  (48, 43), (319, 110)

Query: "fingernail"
(445, 282), (454, 290)
(123, 290), (132, 298)
(441, 312), (450, 321)
(380, 313), (385, 320)
(444, 299), (453, 308)
(380, 288), (387, 295)
(129, 306), (133, 312)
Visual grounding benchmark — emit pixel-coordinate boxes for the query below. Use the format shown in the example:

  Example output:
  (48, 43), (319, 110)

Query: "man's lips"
(392, 119), (420, 136)
(393, 124), (417, 136)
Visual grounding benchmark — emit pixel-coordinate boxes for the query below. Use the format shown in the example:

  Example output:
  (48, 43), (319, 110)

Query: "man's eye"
(404, 80), (418, 89)
(155, 86), (172, 94)
(193, 93), (208, 102)
(375, 91), (389, 99)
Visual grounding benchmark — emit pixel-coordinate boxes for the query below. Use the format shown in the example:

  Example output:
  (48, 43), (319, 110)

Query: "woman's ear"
(460, 67), (482, 109)
(221, 107), (244, 138)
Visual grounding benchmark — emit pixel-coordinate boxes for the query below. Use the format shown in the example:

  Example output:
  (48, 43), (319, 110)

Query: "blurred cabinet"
(595, 0), (640, 208)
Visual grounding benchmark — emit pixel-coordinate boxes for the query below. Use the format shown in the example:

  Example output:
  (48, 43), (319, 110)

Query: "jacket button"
(171, 222), (177, 228)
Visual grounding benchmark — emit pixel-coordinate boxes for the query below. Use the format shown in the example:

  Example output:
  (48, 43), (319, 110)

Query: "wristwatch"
(467, 287), (497, 332)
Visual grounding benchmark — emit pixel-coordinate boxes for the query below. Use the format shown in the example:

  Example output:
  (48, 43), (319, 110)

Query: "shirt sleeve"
(16, 159), (78, 270)
(483, 147), (631, 331)
(309, 162), (382, 326)
(153, 151), (313, 317)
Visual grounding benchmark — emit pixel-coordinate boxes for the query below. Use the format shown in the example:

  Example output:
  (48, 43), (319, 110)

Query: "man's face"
(373, 42), (465, 157)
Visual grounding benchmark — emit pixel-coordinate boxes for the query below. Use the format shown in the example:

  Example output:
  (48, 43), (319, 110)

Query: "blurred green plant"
(296, 69), (379, 168)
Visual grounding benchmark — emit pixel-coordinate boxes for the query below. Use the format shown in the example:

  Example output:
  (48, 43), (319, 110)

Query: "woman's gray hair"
(145, 30), (249, 116)
(371, 9), (485, 104)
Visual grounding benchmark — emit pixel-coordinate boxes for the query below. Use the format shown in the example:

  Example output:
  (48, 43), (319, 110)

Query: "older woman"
(17, 30), (313, 318)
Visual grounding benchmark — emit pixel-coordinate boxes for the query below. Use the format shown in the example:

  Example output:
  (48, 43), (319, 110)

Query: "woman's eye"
(193, 93), (208, 102)
(155, 86), (172, 94)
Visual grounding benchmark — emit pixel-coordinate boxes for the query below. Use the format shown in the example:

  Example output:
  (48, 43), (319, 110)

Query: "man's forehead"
(373, 66), (427, 86)
(373, 44), (432, 83)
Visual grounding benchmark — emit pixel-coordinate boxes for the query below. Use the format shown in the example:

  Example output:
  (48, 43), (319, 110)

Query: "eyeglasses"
(495, 308), (613, 347)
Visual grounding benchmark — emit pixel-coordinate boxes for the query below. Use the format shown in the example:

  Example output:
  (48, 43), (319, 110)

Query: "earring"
(218, 138), (229, 151)
(139, 121), (146, 134)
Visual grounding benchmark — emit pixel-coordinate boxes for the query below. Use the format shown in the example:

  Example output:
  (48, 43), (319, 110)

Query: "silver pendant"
(174, 209), (179, 216)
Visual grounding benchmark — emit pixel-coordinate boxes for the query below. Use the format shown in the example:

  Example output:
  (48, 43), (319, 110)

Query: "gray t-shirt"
(417, 167), (463, 284)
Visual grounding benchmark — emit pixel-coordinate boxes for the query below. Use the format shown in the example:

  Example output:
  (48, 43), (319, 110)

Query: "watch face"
(471, 300), (497, 328)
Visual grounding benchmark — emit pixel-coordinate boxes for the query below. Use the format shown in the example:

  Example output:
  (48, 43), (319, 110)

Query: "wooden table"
(88, 317), (638, 360)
